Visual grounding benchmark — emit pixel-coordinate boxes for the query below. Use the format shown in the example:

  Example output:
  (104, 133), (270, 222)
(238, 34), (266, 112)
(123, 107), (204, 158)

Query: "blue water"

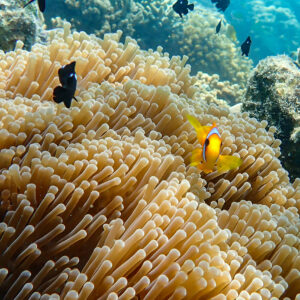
(199, 0), (300, 64)
(42, 0), (300, 73)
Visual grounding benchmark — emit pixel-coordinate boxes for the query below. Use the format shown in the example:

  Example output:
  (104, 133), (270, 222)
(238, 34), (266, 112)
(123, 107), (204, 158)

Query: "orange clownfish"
(187, 114), (242, 173)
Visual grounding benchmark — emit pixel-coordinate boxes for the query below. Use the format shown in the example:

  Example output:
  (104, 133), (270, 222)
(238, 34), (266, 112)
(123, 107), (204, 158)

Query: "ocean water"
(43, 0), (300, 77)
(199, 0), (300, 64)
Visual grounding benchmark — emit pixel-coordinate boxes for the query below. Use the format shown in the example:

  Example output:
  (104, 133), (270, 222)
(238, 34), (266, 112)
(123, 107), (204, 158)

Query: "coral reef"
(0, 0), (45, 52)
(47, 0), (143, 41)
(44, 0), (252, 86)
(0, 23), (299, 299)
(45, 0), (178, 50)
(243, 55), (300, 181)
(178, 12), (252, 86)
(195, 72), (245, 106)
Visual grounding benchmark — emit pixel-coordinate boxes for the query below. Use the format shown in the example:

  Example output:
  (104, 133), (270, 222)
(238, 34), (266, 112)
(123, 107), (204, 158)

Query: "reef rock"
(0, 0), (44, 52)
(195, 72), (246, 105)
(243, 55), (300, 180)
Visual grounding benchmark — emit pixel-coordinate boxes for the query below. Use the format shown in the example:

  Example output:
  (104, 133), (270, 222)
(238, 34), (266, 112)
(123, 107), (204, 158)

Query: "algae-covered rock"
(0, 0), (44, 52)
(243, 55), (300, 180)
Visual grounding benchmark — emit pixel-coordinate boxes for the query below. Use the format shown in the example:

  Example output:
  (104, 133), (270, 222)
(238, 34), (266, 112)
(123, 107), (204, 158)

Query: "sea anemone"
(0, 23), (299, 299)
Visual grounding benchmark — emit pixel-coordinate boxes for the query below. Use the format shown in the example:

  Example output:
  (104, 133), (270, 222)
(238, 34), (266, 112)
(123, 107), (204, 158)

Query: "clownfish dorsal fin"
(210, 122), (218, 132)
(190, 148), (203, 167)
(202, 125), (213, 136)
(187, 114), (210, 146)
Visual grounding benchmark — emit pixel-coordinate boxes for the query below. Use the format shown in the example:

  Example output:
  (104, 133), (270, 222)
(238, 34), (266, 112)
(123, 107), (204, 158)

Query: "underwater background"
(43, 0), (300, 70)
(200, 0), (300, 64)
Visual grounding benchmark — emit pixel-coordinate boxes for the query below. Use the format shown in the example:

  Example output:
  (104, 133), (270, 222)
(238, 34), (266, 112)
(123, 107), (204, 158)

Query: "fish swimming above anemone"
(211, 0), (230, 12)
(53, 61), (78, 108)
(241, 36), (252, 56)
(187, 114), (242, 173)
(216, 19), (222, 34)
(172, 0), (194, 18)
(23, 0), (46, 12)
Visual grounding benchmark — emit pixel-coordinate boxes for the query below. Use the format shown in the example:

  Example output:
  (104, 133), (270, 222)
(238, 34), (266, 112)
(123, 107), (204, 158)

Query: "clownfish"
(187, 114), (242, 173)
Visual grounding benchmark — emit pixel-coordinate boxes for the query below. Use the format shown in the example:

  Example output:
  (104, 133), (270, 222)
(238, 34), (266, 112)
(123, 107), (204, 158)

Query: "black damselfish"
(24, 0), (45, 12)
(53, 61), (78, 108)
(173, 0), (194, 18)
(241, 36), (252, 56)
(216, 19), (222, 34)
(211, 0), (230, 12)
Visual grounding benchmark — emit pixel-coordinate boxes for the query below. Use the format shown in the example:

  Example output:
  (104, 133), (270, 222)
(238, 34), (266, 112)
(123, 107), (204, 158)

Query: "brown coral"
(178, 12), (253, 86)
(0, 23), (299, 299)
(194, 72), (245, 106)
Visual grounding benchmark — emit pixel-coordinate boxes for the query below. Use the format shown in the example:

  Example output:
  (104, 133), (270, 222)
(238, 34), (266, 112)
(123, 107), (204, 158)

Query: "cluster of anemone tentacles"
(0, 23), (299, 300)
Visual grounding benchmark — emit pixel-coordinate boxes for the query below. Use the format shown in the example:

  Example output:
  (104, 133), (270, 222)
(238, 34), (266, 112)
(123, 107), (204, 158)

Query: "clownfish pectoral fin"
(186, 114), (211, 145)
(190, 148), (203, 167)
(190, 148), (214, 173)
(217, 155), (243, 173)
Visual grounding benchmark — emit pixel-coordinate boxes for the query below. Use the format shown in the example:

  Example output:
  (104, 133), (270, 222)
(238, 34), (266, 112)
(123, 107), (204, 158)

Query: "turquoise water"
(43, 0), (300, 74)
(199, 0), (300, 64)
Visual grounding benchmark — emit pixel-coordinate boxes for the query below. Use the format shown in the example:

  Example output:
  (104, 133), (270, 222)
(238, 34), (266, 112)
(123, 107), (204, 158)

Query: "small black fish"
(53, 61), (78, 108)
(216, 19), (222, 34)
(24, 0), (45, 12)
(173, 0), (194, 18)
(211, 0), (230, 12)
(294, 61), (300, 69)
(241, 36), (252, 56)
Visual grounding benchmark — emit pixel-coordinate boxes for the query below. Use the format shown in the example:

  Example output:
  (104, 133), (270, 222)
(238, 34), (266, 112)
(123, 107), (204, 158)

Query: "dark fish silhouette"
(216, 19), (222, 34)
(173, 0), (194, 18)
(294, 61), (300, 69)
(53, 61), (78, 108)
(24, 0), (45, 12)
(211, 0), (230, 12)
(241, 36), (252, 56)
